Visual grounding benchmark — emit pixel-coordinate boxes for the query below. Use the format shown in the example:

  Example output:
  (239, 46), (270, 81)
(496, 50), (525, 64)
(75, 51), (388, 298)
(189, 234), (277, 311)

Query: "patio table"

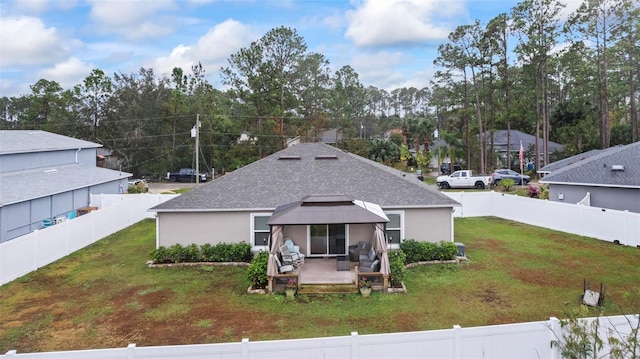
(336, 255), (350, 271)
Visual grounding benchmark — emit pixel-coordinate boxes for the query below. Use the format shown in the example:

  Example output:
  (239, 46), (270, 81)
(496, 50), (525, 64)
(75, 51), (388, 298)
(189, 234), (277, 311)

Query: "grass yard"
(1, 217), (638, 353)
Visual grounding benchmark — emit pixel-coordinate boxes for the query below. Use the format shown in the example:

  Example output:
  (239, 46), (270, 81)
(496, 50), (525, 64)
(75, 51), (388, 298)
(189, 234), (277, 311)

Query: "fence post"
(453, 325), (462, 359)
(126, 343), (136, 359)
(351, 331), (359, 359)
(549, 317), (560, 359)
(241, 338), (249, 359)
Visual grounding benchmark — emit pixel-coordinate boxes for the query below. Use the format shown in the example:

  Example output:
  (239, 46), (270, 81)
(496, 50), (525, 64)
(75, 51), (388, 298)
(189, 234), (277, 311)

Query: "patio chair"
(280, 245), (303, 266)
(274, 255), (294, 274)
(359, 247), (377, 267)
(349, 241), (369, 261)
(284, 238), (305, 261)
(360, 259), (379, 273)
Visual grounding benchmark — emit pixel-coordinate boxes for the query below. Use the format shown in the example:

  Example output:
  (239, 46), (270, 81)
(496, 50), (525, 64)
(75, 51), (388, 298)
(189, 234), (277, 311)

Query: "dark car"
(490, 169), (531, 186)
(440, 163), (461, 175)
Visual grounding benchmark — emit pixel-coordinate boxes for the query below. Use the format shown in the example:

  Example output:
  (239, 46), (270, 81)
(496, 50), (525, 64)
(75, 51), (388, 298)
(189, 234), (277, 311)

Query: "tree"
(221, 26), (309, 156)
(567, 0), (626, 149)
(512, 0), (564, 166)
(74, 69), (113, 140)
(329, 65), (366, 141)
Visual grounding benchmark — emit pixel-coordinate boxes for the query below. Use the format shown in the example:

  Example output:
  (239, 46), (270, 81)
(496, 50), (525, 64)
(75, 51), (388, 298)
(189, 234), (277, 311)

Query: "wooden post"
(267, 276), (273, 294)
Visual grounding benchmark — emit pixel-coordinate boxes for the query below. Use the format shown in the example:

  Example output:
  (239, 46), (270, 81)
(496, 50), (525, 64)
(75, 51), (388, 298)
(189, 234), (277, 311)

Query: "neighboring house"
(540, 141), (640, 213)
(150, 142), (459, 255)
(484, 130), (564, 169)
(537, 148), (604, 177)
(0, 130), (131, 243)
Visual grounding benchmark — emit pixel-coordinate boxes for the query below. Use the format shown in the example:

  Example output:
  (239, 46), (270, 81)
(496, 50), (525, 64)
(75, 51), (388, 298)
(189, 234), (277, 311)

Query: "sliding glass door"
(309, 224), (346, 256)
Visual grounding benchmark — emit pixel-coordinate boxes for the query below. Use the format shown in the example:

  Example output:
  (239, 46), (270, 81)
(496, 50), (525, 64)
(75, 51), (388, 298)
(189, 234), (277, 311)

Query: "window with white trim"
(251, 213), (271, 248)
(385, 211), (403, 247)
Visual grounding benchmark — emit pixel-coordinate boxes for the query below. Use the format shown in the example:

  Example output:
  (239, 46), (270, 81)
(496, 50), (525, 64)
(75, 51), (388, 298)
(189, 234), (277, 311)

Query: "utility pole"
(191, 114), (201, 186)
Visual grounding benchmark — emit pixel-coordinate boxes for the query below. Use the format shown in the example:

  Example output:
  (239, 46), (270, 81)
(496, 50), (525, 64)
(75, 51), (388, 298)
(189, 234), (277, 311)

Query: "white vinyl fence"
(0, 194), (177, 286)
(445, 191), (640, 247)
(3, 315), (638, 359)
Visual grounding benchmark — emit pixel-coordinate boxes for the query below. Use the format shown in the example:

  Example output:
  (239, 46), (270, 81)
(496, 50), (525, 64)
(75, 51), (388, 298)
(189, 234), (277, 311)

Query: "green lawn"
(1, 217), (638, 352)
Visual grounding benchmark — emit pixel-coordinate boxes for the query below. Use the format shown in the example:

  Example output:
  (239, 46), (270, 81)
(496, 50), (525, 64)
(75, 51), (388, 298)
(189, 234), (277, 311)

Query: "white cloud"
(37, 57), (94, 89)
(87, 0), (176, 41)
(345, 0), (464, 47)
(348, 50), (429, 90)
(150, 19), (255, 78)
(10, 0), (77, 14)
(0, 16), (72, 67)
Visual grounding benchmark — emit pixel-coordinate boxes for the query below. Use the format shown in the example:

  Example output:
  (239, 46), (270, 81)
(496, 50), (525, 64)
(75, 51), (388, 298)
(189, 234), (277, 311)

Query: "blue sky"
(0, 0), (582, 98)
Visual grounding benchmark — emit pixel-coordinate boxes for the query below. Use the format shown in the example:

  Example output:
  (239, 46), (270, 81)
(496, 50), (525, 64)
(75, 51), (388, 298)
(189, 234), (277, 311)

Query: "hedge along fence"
(399, 240), (458, 264)
(149, 242), (253, 264)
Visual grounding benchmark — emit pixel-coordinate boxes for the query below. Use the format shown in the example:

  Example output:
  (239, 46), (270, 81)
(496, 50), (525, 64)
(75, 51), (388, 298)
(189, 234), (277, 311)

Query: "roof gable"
(151, 143), (459, 211)
(540, 141), (640, 188)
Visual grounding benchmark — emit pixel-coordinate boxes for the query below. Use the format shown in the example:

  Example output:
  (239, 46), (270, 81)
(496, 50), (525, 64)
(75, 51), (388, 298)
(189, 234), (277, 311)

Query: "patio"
(299, 257), (356, 284)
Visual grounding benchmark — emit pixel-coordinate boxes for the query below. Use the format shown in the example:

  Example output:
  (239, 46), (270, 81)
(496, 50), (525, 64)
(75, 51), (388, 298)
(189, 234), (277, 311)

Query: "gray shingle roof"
(538, 148), (605, 174)
(151, 143), (459, 212)
(540, 141), (640, 188)
(0, 164), (131, 206)
(0, 130), (101, 154)
(486, 130), (564, 153)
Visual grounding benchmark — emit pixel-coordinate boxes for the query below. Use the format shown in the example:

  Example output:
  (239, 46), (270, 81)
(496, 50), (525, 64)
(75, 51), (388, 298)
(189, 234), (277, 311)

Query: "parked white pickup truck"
(436, 170), (490, 190)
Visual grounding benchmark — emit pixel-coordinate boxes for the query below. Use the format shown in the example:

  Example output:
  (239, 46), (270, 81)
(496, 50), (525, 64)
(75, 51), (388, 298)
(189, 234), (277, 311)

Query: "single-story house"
(150, 142), (459, 252)
(150, 142), (459, 291)
(0, 130), (131, 243)
(483, 130), (564, 169)
(540, 141), (640, 213)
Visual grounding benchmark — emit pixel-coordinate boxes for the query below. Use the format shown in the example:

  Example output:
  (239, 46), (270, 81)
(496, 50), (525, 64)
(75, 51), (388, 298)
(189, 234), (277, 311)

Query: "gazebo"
(265, 195), (391, 293)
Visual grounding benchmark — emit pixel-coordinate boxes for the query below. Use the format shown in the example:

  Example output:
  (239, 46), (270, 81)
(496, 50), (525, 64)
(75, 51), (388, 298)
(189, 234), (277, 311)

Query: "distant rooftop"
(0, 130), (101, 155)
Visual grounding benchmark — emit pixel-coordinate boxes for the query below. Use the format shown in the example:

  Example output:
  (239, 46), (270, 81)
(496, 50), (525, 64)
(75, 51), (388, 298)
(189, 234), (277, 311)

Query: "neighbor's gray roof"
(267, 195), (389, 225)
(540, 141), (640, 188)
(0, 164), (131, 206)
(485, 130), (564, 153)
(538, 149), (605, 174)
(151, 143), (459, 212)
(0, 130), (101, 155)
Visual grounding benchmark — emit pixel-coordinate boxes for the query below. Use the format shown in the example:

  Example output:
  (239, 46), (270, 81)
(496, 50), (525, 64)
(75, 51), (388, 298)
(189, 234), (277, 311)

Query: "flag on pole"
(519, 141), (524, 174)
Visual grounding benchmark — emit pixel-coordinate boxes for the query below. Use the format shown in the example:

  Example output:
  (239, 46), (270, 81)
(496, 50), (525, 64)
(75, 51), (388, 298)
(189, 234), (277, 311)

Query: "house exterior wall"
(1, 148), (97, 172)
(156, 207), (454, 250)
(549, 184), (640, 213)
(157, 212), (250, 247)
(282, 225), (307, 254)
(403, 207), (453, 242)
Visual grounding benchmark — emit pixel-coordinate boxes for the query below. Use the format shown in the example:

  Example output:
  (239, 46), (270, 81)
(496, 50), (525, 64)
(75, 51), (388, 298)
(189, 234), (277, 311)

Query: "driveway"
(148, 182), (197, 194)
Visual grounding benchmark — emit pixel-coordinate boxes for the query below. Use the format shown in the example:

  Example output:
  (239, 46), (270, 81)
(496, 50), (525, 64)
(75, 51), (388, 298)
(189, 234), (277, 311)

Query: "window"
(385, 211), (403, 247)
(251, 214), (271, 248)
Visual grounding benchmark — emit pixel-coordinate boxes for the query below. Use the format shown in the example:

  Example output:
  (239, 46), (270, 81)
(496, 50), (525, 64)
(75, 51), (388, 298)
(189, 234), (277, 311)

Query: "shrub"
(388, 249), (407, 287)
(540, 184), (549, 200)
(200, 243), (215, 261)
(152, 242), (254, 263)
(183, 243), (201, 262)
(231, 242), (253, 262)
(438, 241), (458, 260)
(246, 251), (269, 289)
(500, 178), (516, 191)
(400, 240), (458, 263)
(150, 246), (171, 264)
(399, 239), (421, 263)
(167, 244), (185, 263)
(127, 182), (147, 194)
(420, 242), (439, 261)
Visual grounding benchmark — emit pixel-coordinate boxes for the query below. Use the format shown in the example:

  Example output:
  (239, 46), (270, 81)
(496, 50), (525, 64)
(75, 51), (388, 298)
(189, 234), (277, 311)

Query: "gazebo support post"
(267, 276), (274, 294)
(383, 275), (389, 291)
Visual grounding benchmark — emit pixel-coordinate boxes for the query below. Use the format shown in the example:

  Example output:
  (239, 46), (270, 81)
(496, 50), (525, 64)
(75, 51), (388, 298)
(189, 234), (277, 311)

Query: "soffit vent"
(278, 155), (301, 160)
(611, 164), (624, 171)
(315, 154), (338, 160)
